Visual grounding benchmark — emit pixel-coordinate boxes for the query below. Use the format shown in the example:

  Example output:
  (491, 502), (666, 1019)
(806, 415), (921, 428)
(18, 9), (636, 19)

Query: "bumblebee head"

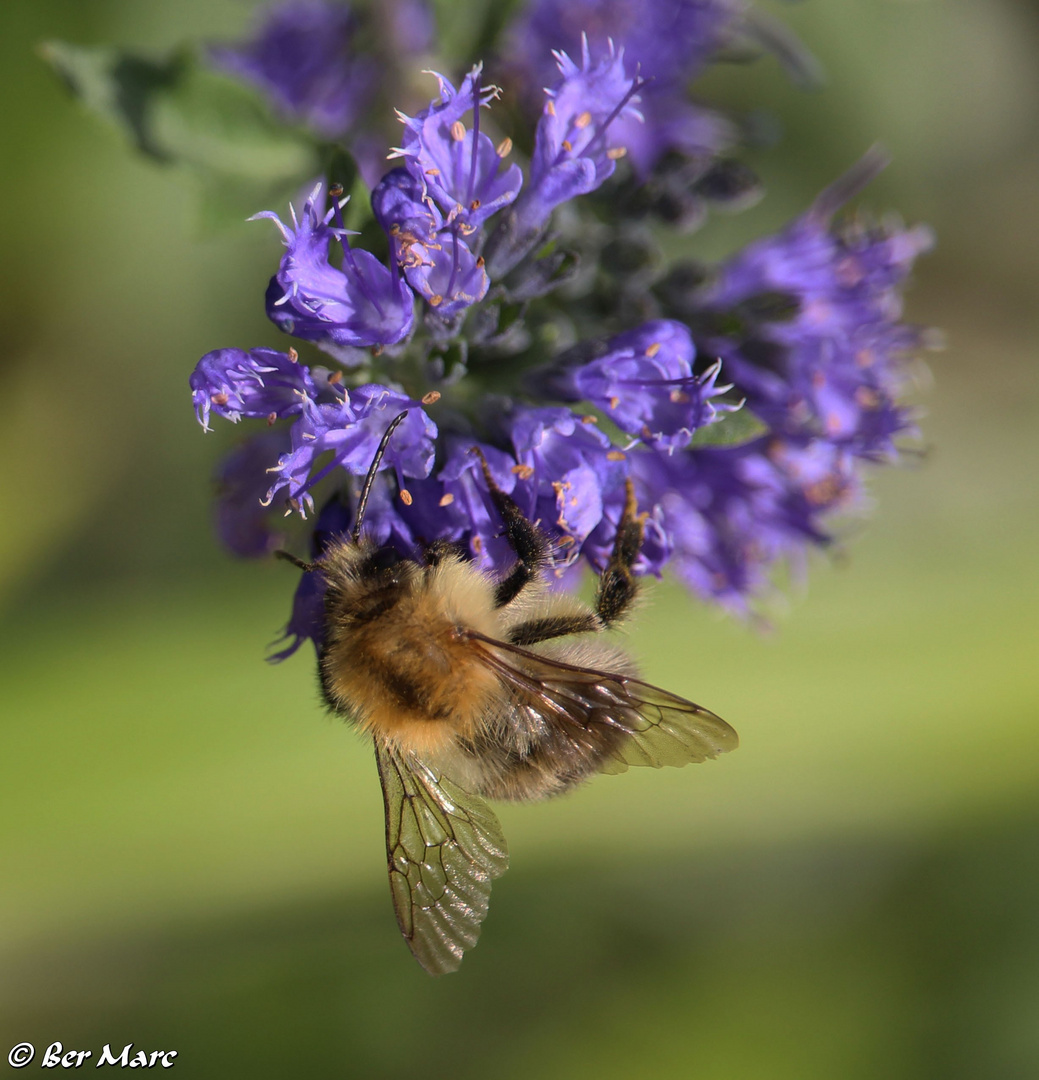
(318, 535), (421, 629)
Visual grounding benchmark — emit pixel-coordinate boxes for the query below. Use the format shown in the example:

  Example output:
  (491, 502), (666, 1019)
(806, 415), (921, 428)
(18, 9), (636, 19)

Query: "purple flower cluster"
(190, 0), (932, 654)
(698, 159), (934, 461)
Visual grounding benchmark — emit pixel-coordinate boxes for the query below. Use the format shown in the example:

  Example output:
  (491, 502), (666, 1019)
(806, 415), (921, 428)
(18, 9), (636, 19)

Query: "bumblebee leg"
(473, 449), (549, 608)
(506, 612), (600, 646)
(594, 479), (643, 627)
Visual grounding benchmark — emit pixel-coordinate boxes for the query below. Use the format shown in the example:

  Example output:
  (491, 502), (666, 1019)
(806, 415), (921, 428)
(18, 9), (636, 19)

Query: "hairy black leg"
(507, 480), (644, 644)
(507, 612), (600, 646)
(594, 479), (644, 627)
(472, 449), (549, 608)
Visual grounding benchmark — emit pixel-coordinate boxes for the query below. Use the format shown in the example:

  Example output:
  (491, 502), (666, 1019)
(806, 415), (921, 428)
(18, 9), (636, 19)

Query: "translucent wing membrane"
(468, 632), (738, 774)
(375, 743), (509, 975)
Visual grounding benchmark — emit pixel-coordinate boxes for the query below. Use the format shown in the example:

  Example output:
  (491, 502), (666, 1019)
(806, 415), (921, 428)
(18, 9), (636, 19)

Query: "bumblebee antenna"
(352, 411), (409, 542)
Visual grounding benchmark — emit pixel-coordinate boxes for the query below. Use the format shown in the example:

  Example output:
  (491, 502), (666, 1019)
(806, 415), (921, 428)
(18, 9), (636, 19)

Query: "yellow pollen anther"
(421, 390), (441, 405)
(545, 101), (557, 116)
(606, 450), (626, 462)
(561, 139), (573, 152)
(429, 294), (443, 307)
(328, 370), (343, 385)
(450, 120), (466, 141)
(608, 396), (620, 410)
(288, 347), (299, 363)
(645, 342), (661, 358)
(606, 147), (627, 160)
(574, 111), (592, 129)
(267, 411), (277, 426)
(400, 489), (413, 506)
(496, 137), (513, 157)
(211, 392), (229, 406)
(669, 390), (690, 404)
(581, 414), (597, 424)
(511, 464), (535, 480)
(439, 493), (454, 507)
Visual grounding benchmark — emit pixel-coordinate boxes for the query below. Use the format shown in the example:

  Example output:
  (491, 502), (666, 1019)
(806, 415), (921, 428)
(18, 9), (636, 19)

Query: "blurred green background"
(2, 0), (1037, 1076)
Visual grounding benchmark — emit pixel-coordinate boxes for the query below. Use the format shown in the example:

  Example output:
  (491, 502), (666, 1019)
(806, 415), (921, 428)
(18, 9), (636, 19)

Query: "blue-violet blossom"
(189, 18), (932, 658)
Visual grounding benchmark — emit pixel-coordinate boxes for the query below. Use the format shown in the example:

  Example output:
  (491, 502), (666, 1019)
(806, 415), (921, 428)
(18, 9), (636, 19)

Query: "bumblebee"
(280, 413), (738, 974)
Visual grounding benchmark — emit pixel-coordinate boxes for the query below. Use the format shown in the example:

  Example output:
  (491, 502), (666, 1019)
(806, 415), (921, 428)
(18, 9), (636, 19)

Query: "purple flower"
(373, 167), (489, 313)
(264, 385), (437, 515)
(487, 43), (645, 275)
(615, 91), (736, 179)
(269, 564), (327, 661)
(386, 0), (436, 56)
(508, 0), (741, 92)
(526, 43), (644, 221)
(402, 230), (490, 316)
(190, 346), (316, 430)
(438, 440), (524, 570)
(506, 0), (743, 174)
(547, 319), (737, 450)
(371, 167), (438, 243)
(209, 0), (378, 140)
(698, 153), (934, 458)
(505, 405), (630, 561)
(632, 435), (859, 610)
(256, 184), (415, 356)
(393, 66), (523, 231)
(213, 430), (291, 558)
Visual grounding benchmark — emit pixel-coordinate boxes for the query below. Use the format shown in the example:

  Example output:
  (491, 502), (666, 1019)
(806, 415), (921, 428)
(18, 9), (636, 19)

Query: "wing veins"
(466, 629), (738, 769)
(376, 743), (508, 975)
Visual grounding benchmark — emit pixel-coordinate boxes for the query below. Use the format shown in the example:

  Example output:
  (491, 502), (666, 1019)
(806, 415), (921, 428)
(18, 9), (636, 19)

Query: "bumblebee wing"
(469, 633), (738, 774)
(593, 677), (738, 774)
(375, 742), (509, 976)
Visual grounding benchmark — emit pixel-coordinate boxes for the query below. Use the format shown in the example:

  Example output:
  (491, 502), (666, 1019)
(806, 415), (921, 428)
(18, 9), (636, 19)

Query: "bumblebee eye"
(368, 547), (401, 573)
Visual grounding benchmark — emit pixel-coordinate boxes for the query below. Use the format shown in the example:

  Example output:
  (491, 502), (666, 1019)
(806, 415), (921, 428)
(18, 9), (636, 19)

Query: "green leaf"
(40, 39), (183, 161)
(690, 405), (769, 448)
(41, 41), (317, 225)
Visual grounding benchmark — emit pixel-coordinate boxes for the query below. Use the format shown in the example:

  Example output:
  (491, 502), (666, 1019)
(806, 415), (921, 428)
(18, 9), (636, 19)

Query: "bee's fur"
(315, 467), (648, 802)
